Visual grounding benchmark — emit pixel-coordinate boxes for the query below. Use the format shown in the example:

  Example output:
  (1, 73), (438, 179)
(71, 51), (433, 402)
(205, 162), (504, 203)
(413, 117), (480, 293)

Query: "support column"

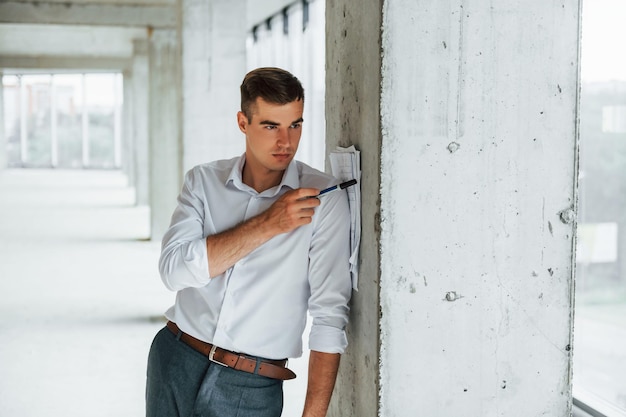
(50, 75), (58, 168)
(149, 29), (182, 239)
(132, 39), (150, 207)
(19, 75), (27, 165)
(81, 74), (90, 168)
(122, 69), (135, 187)
(326, 1), (581, 416)
(0, 71), (6, 170)
(113, 73), (122, 169)
(180, 0), (247, 171)
(325, 2), (382, 417)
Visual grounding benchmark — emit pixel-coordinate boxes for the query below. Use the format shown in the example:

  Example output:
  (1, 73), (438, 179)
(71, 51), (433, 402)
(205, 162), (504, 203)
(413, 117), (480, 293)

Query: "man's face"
(238, 97), (304, 175)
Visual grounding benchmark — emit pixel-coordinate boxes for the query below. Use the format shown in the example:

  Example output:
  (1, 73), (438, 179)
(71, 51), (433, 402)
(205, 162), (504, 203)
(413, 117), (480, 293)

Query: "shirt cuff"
(308, 324), (348, 354)
(160, 237), (211, 291)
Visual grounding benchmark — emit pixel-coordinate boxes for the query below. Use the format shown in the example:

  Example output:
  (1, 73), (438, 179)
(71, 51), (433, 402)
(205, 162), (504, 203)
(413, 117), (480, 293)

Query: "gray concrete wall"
(325, 1), (383, 416)
(131, 40), (150, 207)
(149, 29), (182, 239)
(180, 0), (247, 171)
(327, 0), (581, 415)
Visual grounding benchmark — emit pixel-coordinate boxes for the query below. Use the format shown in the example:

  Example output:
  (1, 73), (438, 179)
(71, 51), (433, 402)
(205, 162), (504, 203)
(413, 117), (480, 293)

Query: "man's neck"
(242, 161), (285, 193)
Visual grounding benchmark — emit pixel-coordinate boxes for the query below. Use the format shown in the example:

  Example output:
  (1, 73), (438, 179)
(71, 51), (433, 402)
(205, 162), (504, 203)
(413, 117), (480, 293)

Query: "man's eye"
(265, 125), (277, 130)
(290, 123), (302, 129)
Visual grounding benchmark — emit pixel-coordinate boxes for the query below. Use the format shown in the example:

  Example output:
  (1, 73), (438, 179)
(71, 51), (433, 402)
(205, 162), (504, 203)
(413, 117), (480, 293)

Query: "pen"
(318, 179), (357, 197)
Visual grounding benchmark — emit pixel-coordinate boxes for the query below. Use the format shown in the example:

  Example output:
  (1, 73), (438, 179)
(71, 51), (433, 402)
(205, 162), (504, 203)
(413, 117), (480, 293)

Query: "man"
(146, 67), (352, 417)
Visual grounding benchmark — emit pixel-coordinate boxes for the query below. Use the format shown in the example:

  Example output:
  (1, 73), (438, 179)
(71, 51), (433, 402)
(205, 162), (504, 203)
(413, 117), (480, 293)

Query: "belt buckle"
(208, 345), (228, 367)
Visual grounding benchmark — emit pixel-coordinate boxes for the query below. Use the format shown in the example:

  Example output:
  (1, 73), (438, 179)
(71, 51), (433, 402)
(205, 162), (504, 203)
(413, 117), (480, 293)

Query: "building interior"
(0, 0), (625, 416)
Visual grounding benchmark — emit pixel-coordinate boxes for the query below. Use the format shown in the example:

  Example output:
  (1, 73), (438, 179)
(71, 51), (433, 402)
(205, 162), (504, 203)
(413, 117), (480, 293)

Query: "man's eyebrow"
(258, 117), (304, 126)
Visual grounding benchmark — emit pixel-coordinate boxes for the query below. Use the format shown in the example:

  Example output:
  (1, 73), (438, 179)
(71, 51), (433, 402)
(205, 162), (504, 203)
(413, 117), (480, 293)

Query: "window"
(574, 0), (626, 415)
(246, 0), (326, 171)
(2, 72), (123, 169)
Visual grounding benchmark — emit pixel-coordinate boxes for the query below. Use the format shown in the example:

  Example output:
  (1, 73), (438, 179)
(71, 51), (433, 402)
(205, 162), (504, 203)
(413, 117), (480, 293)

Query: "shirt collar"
(226, 154), (300, 197)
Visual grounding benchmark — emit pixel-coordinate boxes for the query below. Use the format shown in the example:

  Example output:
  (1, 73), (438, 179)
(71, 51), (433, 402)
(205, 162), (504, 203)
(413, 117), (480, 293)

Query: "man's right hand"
(206, 187), (320, 278)
(261, 188), (321, 234)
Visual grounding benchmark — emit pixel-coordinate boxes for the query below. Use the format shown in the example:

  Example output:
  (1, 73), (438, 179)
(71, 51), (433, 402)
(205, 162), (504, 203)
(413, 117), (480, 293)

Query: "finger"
(294, 196), (320, 210)
(292, 188), (320, 200)
(297, 207), (316, 218)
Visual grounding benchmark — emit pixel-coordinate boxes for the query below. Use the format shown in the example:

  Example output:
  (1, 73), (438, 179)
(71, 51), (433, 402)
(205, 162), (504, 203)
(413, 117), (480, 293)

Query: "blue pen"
(318, 179), (357, 197)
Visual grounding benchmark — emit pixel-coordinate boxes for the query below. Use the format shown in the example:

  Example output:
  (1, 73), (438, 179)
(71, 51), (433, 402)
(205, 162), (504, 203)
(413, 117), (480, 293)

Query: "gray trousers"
(146, 326), (284, 417)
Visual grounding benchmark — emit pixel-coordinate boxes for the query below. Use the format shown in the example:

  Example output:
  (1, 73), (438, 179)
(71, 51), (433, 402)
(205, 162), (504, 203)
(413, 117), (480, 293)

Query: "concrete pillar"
(122, 70), (135, 188)
(613, 104), (626, 288)
(180, 0), (247, 172)
(50, 75), (58, 167)
(325, 2), (382, 416)
(132, 39), (150, 207)
(149, 29), (182, 239)
(0, 71), (6, 170)
(81, 74), (89, 167)
(327, 1), (581, 416)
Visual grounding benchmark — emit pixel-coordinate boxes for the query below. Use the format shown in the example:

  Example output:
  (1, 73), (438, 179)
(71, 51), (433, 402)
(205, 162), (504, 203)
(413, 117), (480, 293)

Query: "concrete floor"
(0, 168), (308, 417)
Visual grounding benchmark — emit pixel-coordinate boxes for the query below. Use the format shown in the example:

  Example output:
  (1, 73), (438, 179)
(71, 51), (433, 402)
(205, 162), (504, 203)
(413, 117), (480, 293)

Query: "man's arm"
(206, 187), (320, 277)
(302, 351), (341, 417)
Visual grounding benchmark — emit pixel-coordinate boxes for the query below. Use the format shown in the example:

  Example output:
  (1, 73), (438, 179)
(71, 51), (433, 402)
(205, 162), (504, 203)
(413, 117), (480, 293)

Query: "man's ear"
(237, 111), (248, 133)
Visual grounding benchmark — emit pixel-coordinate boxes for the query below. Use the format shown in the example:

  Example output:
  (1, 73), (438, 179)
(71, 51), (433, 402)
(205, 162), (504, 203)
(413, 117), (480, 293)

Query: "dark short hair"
(240, 67), (305, 121)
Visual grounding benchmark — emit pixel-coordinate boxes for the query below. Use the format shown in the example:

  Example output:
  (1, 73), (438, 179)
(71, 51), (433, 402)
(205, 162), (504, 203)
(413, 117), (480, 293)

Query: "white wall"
(327, 0), (581, 415)
(180, 0), (247, 171)
(378, 1), (580, 415)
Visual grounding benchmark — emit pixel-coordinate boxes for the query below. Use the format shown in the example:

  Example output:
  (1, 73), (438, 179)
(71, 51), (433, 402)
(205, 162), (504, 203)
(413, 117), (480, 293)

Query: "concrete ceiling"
(0, 0), (166, 72)
(0, 24), (148, 58)
(0, 0), (293, 72)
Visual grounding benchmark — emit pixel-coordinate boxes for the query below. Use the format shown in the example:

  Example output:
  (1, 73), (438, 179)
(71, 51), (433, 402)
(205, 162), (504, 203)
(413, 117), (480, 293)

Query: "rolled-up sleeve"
(158, 168), (211, 291)
(307, 188), (352, 354)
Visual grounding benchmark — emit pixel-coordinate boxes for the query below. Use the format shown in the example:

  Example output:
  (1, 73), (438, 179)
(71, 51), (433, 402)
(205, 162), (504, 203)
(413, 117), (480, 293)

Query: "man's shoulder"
(187, 156), (239, 178)
(180, 157), (240, 193)
(295, 160), (336, 188)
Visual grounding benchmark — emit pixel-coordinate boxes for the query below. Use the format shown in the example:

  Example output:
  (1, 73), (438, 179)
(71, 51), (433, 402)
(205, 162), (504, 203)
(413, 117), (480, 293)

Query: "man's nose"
(277, 128), (291, 147)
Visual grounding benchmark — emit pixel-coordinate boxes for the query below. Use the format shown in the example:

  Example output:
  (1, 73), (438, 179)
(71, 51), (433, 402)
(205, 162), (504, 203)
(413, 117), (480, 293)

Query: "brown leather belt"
(166, 321), (296, 380)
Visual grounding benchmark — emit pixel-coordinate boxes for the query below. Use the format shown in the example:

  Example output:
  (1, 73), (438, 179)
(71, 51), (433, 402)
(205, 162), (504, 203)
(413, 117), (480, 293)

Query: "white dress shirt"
(159, 155), (352, 360)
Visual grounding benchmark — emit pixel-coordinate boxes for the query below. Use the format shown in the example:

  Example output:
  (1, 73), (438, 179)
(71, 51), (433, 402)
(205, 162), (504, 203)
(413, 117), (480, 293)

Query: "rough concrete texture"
(325, 1), (383, 416)
(379, 1), (580, 416)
